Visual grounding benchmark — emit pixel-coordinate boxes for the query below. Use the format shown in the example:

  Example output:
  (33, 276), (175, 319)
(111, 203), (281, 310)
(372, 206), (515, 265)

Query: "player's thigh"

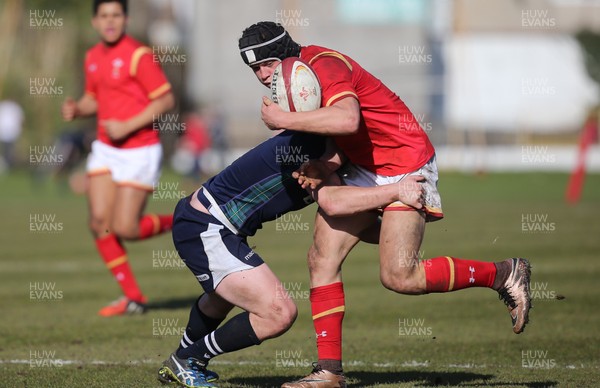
(112, 185), (150, 236)
(379, 209), (426, 278)
(309, 209), (379, 285)
(215, 264), (288, 315)
(87, 173), (117, 235)
(173, 202), (289, 331)
(215, 263), (297, 338)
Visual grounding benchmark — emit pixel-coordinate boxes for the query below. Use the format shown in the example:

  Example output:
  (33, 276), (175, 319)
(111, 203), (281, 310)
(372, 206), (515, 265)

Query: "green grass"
(0, 171), (599, 387)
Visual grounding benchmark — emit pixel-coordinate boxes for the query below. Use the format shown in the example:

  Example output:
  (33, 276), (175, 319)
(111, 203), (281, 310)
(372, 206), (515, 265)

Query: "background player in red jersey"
(61, 0), (175, 317)
(239, 22), (532, 388)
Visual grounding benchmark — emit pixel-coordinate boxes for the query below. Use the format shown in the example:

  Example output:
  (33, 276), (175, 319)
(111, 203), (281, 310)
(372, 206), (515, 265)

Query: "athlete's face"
(251, 60), (280, 87)
(92, 2), (127, 45)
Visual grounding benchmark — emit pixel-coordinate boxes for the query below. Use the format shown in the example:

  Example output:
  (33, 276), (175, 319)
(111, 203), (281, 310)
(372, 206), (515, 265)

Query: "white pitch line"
(0, 359), (594, 369)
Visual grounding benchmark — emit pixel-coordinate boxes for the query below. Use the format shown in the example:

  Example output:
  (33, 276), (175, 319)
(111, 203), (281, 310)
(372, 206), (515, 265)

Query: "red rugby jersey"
(300, 45), (434, 176)
(84, 35), (171, 148)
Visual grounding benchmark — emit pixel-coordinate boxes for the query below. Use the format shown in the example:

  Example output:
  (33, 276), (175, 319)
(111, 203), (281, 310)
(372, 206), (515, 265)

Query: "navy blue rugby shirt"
(196, 130), (326, 237)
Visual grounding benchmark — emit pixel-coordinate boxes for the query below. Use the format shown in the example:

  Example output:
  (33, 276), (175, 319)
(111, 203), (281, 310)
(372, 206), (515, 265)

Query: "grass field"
(0, 170), (599, 387)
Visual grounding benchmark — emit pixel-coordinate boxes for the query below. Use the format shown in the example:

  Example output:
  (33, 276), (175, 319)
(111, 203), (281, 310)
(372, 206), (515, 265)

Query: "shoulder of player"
(122, 37), (155, 76)
(301, 45), (353, 71)
(85, 42), (105, 60)
(120, 36), (153, 59)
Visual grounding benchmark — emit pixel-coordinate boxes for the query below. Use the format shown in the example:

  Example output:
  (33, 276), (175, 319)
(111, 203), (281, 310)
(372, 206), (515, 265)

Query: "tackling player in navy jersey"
(157, 130), (425, 387)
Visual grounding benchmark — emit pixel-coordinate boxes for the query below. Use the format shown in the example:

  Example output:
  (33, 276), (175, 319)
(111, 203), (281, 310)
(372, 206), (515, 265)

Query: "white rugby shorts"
(86, 140), (162, 191)
(339, 155), (443, 222)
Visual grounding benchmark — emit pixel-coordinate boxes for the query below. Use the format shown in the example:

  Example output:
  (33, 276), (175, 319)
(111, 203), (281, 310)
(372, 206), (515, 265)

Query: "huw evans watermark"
(152, 45), (187, 65)
(275, 349), (311, 368)
(275, 282), (309, 300)
(152, 113), (187, 132)
(398, 45), (432, 64)
(521, 213), (555, 233)
(399, 317), (433, 337)
(275, 9), (310, 27)
(521, 9), (556, 29)
(399, 113), (433, 133)
(30, 282), (63, 301)
(29, 350), (63, 367)
(396, 249), (433, 269)
(521, 77), (556, 96)
(29, 77), (63, 97)
(275, 213), (310, 233)
(152, 249), (186, 270)
(531, 282), (564, 301)
(29, 214), (63, 233)
(153, 181), (187, 201)
(152, 318), (185, 337)
(521, 349), (556, 369)
(275, 145), (310, 166)
(29, 9), (63, 29)
(521, 145), (556, 164)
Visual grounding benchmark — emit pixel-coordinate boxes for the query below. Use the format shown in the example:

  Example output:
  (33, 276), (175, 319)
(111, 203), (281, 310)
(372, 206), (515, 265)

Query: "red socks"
(424, 256), (496, 292)
(311, 282), (345, 361)
(93, 215), (171, 302)
(138, 214), (173, 240)
(95, 234), (144, 302)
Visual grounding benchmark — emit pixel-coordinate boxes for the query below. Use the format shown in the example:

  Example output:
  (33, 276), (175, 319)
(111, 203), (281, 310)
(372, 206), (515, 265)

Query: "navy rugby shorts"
(172, 196), (264, 293)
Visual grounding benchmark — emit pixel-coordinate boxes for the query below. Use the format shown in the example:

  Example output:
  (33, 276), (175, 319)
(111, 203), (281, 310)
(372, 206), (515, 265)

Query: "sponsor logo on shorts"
(196, 274), (210, 282)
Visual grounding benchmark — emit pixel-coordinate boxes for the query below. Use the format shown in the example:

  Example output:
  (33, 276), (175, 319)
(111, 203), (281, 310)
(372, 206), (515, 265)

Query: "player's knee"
(111, 221), (139, 240)
(89, 215), (109, 237)
(267, 298), (298, 337)
(380, 271), (421, 295)
(318, 197), (343, 217)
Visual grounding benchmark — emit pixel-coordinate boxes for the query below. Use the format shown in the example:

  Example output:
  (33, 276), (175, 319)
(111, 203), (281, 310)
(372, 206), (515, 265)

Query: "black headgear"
(238, 22), (301, 66)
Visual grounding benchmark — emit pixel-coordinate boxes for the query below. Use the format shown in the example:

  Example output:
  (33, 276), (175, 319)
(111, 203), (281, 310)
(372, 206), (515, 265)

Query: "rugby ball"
(271, 57), (321, 112)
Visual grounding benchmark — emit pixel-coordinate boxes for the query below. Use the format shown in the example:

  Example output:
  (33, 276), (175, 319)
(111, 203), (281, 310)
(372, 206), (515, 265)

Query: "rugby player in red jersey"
(61, 0), (175, 317)
(239, 22), (531, 388)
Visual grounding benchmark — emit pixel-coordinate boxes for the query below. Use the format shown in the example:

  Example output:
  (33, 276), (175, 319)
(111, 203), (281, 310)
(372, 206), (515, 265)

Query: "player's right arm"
(262, 54), (361, 135)
(61, 94), (97, 121)
(63, 50), (99, 121)
(262, 95), (359, 135)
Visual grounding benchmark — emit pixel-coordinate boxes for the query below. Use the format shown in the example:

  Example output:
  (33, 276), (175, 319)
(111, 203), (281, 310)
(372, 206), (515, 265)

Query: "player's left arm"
(294, 139), (425, 216)
(293, 138), (346, 189)
(103, 92), (175, 141)
(312, 175), (424, 218)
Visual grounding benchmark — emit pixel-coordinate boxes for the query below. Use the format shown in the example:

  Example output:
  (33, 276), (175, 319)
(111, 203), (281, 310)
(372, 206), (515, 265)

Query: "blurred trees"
(576, 30), (600, 97)
(0, 0), (97, 153)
